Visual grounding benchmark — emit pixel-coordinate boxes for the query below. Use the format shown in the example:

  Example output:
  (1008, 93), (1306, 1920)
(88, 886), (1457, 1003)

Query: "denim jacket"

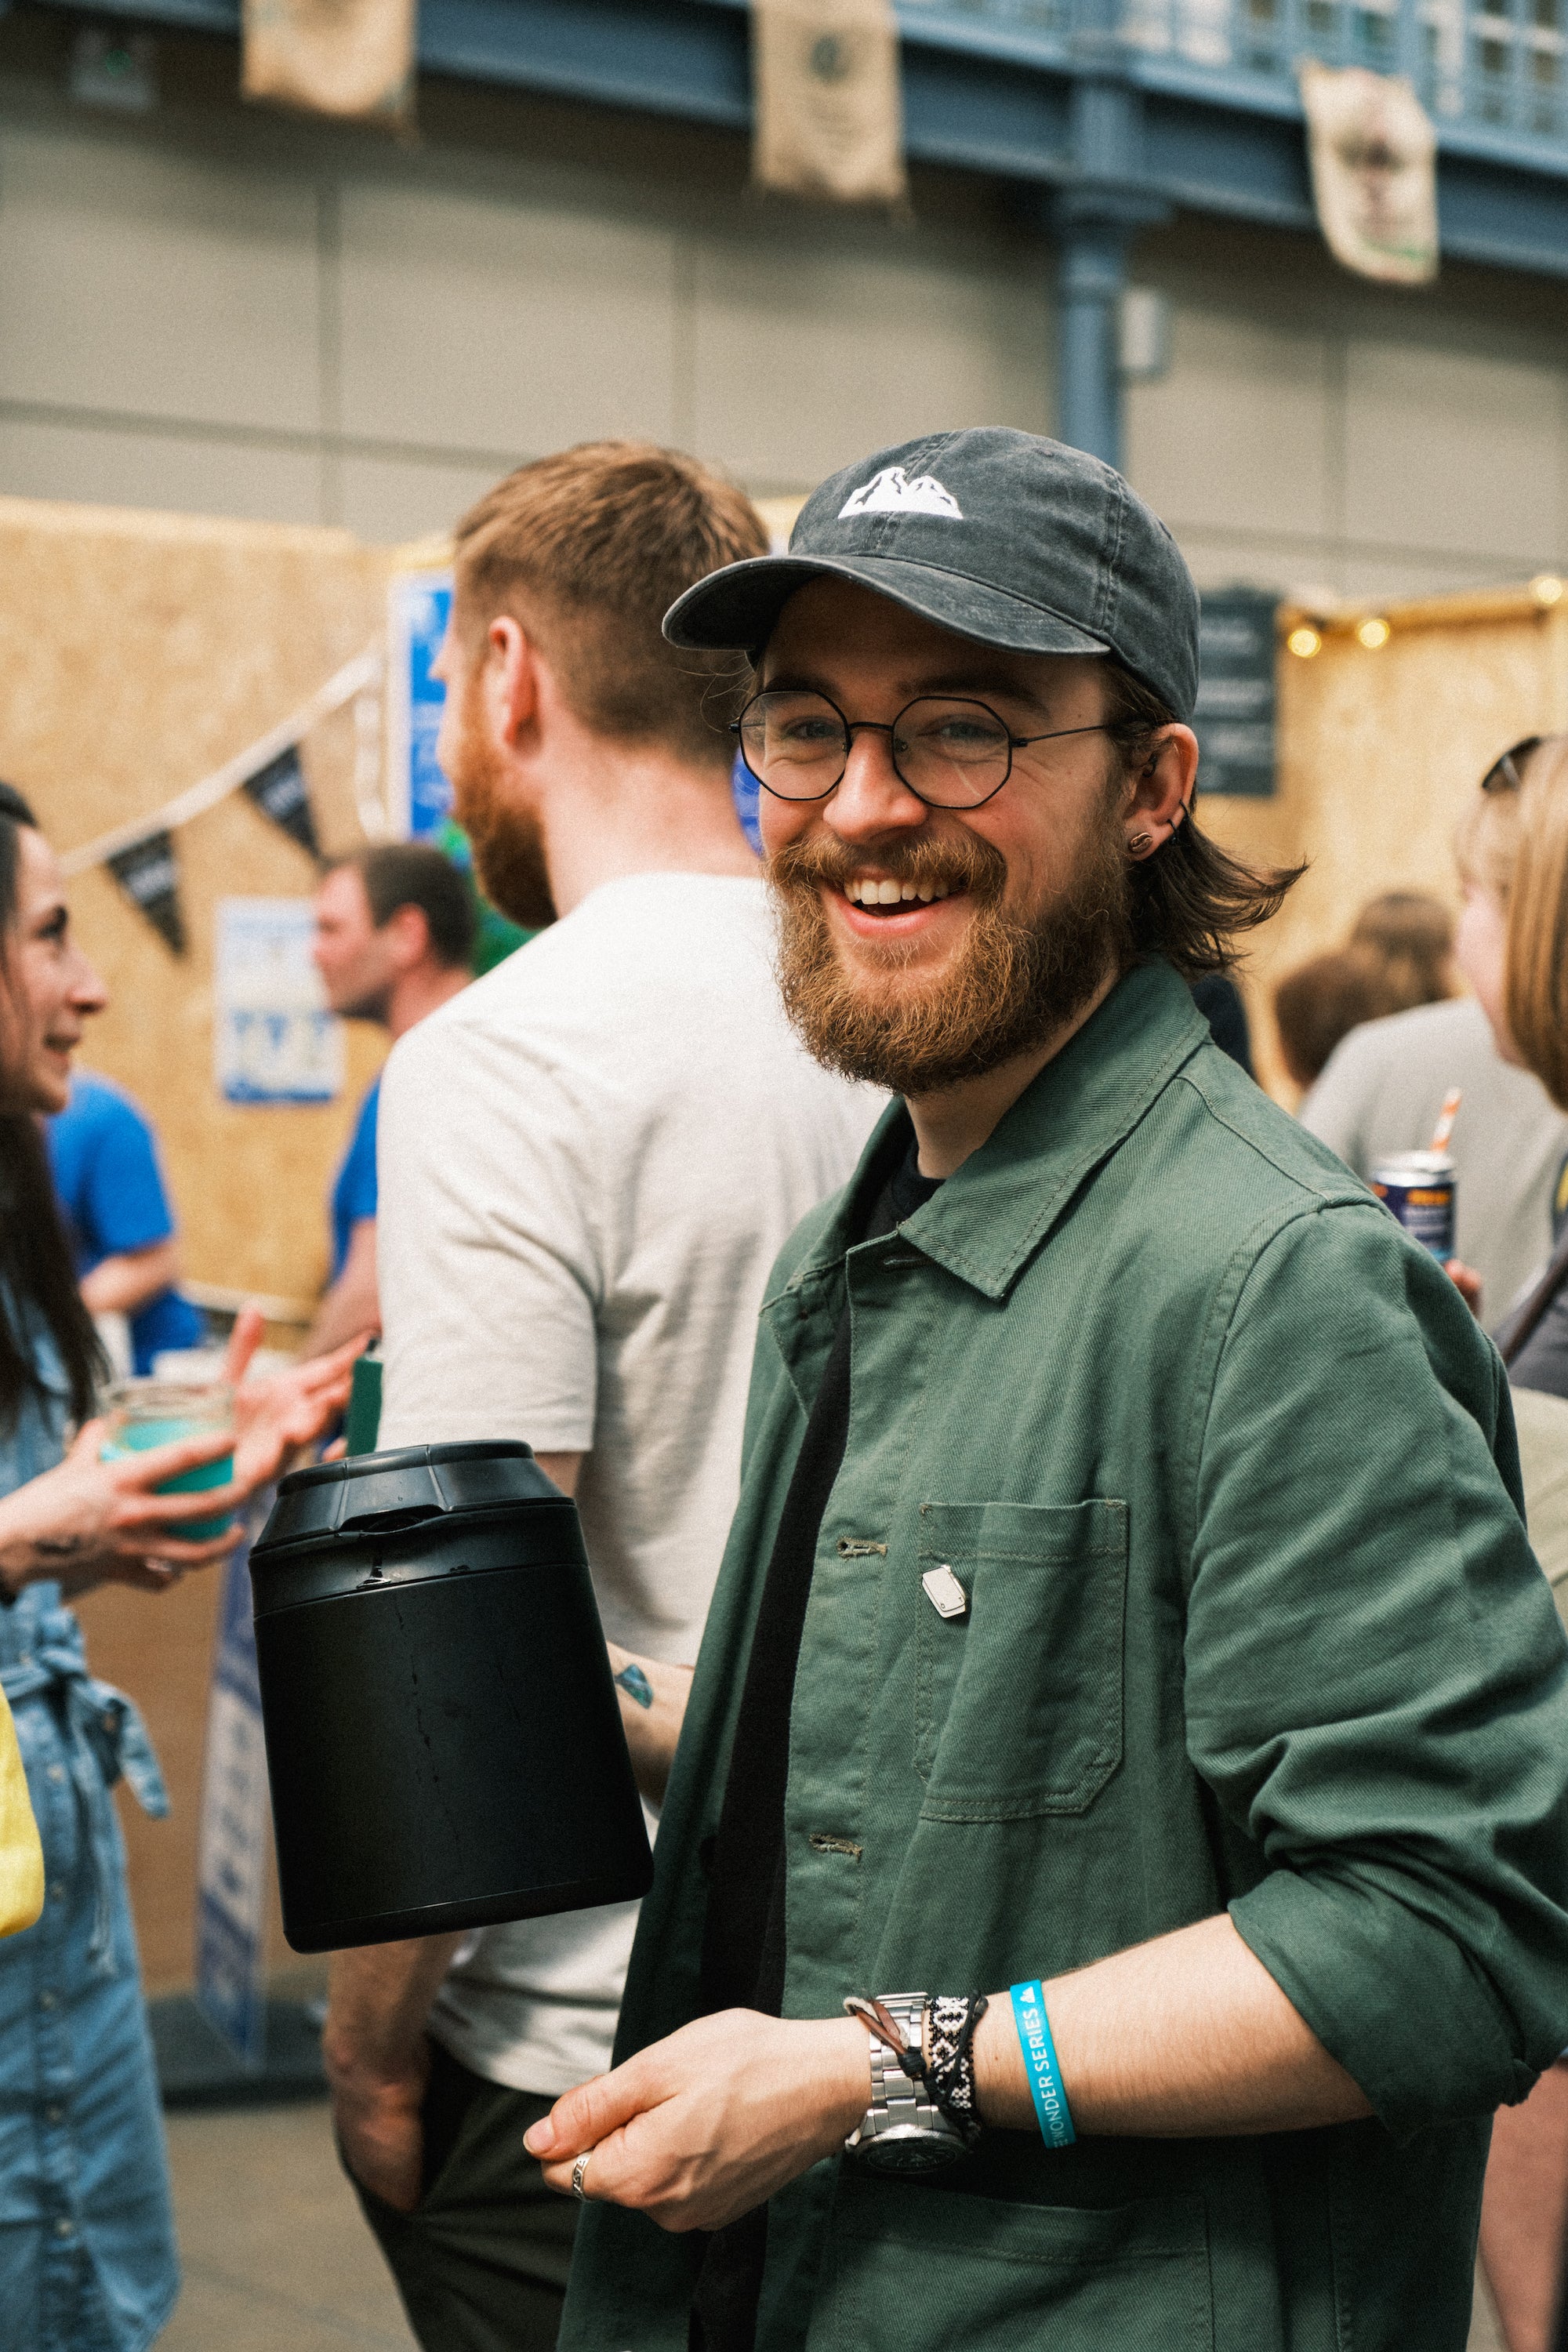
(0, 1301), (178, 2352)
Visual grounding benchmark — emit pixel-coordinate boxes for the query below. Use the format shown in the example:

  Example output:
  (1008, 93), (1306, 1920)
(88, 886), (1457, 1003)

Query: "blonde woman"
(1446, 735), (1568, 2352)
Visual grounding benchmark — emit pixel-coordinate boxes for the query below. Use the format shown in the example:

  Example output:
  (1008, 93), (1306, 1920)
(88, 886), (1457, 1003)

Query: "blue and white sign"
(387, 569), (453, 840)
(214, 896), (341, 1105)
(194, 1512), (272, 2068)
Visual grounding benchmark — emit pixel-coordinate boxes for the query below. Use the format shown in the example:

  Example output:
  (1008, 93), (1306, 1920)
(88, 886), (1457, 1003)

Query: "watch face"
(859, 2128), (967, 2176)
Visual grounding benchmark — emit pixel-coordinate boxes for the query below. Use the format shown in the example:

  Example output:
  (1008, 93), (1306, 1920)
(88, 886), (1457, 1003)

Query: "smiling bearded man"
(526, 430), (1568, 2352)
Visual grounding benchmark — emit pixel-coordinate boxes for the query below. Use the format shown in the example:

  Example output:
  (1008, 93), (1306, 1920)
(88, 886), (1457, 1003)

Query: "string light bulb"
(1356, 615), (1392, 650)
(1532, 575), (1564, 608)
(1287, 625), (1323, 659)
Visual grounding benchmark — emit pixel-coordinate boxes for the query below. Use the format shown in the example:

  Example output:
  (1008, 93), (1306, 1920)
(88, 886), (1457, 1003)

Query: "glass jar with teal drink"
(100, 1377), (236, 1539)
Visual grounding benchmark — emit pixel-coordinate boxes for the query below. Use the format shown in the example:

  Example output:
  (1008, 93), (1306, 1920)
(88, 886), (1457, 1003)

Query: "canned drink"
(1370, 1152), (1457, 1261)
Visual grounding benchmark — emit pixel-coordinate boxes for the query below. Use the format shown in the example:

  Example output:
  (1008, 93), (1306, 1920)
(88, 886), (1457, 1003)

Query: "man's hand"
(328, 2038), (432, 2214)
(325, 1935), (464, 2216)
(524, 2009), (868, 2234)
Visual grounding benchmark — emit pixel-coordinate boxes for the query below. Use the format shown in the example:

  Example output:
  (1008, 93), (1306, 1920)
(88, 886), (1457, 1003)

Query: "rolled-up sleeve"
(1185, 1201), (1568, 2137)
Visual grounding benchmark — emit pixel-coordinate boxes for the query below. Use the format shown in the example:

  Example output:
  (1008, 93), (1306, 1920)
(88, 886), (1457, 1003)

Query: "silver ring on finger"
(572, 2152), (592, 2202)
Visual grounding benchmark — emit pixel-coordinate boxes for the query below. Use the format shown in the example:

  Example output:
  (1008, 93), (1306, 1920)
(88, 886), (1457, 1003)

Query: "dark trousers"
(347, 2037), (579, 2352)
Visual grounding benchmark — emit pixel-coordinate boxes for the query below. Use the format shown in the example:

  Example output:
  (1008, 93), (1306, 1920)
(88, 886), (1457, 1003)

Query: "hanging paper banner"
(1298, 62), (1438, 286)
(107, 828), (185, 955)
(386, 570), (453, 841)
(63, 644), (379, 882)
(241, 0), (414, 129)
(751, 0), (907, 207)
(215, 897), (342, 1105)
(243, 744), (322, 862)
(194, 1508), (272, 2069)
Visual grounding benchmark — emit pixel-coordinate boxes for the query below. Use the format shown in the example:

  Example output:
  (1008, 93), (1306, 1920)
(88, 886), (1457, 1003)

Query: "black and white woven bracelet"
(925, 1991), (990, 2147)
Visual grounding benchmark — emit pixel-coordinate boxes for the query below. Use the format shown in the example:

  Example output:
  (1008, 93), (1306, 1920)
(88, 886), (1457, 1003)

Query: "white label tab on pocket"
(921, 1564), (969, 1621)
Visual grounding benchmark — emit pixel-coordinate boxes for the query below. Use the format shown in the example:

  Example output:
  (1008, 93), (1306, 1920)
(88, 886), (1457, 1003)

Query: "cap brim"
(663, 553), (1111, 662)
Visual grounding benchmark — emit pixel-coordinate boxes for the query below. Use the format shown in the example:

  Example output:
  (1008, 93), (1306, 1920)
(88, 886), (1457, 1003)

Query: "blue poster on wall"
(387, 570), (453, 840)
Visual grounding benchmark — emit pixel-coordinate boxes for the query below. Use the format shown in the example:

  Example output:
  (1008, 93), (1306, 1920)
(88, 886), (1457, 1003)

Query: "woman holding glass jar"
(0, 778), (361, 2352)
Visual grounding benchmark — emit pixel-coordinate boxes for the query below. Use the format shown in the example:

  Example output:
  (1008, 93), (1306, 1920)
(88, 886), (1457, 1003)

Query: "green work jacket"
(562, 960), (1568, 2352)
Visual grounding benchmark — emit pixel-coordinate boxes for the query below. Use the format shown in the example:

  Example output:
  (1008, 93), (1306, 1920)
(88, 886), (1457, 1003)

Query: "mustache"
(767, 829), (1007, 902)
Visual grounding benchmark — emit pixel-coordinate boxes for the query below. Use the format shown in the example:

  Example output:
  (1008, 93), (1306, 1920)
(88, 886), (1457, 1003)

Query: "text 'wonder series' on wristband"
(1010, 1980), (1076, 2149)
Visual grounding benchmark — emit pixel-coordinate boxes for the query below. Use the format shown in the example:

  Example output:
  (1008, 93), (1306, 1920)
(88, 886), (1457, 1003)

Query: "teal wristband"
(1010, 1980), (1076, 2149)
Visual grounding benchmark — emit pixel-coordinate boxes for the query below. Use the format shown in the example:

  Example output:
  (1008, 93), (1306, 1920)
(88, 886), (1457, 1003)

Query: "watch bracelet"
(926, 1991), (989, 2147)
(844, 1991), (982, 2154)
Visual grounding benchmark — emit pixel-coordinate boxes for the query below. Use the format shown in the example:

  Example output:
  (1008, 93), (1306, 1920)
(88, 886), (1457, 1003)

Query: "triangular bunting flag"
(107, 829), (186, 955)
(244, 744), (321, 860)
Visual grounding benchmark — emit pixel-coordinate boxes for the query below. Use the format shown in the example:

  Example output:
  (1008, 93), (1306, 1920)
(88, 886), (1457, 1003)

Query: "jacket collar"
(784, 960), (1209, 1305)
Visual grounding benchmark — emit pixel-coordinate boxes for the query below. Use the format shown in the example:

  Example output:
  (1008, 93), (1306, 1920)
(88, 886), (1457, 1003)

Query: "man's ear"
(479, 615), (538, 752)
(383, 902), (433, 975)
(1123, 724), (1200, 852)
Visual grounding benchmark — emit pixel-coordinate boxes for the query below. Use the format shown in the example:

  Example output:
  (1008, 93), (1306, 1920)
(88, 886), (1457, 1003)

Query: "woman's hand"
(1445, 1259), (1483, 1319)
(0, 1417), (246, 1592)
(224, 1305), (365, 1499)
(523, 2010), (869, 2234)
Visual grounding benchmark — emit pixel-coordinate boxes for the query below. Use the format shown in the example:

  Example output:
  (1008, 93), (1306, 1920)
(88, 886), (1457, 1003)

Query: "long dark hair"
(1105, 662), (1305, 978)
(0, 782), (104, 1429)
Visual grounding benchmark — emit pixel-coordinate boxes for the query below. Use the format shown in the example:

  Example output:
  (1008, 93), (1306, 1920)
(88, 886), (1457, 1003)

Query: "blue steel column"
(1053, 1), (1167, 468)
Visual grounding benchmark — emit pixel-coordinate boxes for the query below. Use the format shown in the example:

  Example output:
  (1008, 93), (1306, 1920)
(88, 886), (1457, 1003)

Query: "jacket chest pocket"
(914, 1498), (1127, 1821)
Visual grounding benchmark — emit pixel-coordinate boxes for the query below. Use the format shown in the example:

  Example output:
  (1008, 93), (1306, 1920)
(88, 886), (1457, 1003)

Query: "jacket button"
(46, 1764), (65, 1785)
(39, 1990), (57, 2010)
(54, 2217), (73, 2239)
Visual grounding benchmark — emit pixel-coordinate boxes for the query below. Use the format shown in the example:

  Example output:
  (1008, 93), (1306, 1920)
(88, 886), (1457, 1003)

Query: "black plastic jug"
(249, 1441), (654, 1952)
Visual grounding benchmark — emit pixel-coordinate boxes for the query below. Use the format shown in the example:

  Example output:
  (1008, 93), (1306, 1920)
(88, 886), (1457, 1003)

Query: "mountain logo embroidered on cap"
(837, 466), (964, 521)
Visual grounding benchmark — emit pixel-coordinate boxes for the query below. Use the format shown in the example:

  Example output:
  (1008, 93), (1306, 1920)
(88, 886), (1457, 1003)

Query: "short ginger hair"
(452, 441), (767, 771)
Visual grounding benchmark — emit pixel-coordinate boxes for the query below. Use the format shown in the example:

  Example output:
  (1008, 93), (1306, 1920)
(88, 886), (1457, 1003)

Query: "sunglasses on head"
(1483, 737), (1543, 794)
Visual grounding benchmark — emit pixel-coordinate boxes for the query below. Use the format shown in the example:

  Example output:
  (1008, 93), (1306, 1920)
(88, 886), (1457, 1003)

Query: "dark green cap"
(663, 427), (1200, 722)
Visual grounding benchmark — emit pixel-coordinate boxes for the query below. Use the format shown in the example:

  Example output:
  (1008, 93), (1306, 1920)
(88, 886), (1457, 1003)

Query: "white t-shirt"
(376, 871), (880, 2095)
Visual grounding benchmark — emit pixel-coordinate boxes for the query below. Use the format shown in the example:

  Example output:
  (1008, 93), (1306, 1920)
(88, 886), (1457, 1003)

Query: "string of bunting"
(63, 645), (383, 956)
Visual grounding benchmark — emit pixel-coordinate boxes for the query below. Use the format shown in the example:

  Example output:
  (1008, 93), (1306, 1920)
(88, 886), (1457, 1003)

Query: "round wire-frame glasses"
(731, 688), (1113, 811)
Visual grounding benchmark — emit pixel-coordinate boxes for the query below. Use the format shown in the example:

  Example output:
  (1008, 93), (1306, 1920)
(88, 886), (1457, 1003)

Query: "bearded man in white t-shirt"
(322, 441), (878, 2352)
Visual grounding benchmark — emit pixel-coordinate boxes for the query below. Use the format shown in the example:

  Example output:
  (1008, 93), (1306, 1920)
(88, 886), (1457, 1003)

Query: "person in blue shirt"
(309, 845), (475, 1355)
(47, 1072), (205, 1375)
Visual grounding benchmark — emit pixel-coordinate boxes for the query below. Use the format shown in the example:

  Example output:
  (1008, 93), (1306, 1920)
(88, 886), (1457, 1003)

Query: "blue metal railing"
(894, 0), (1568, 164)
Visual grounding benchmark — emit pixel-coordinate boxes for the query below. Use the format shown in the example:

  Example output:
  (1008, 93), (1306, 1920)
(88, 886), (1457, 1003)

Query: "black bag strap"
(1499, 1225), (1568, 1368)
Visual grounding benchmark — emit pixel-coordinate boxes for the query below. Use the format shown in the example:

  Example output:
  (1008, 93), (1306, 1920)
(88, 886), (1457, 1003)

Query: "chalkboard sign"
(1194, 590), (1278, 797)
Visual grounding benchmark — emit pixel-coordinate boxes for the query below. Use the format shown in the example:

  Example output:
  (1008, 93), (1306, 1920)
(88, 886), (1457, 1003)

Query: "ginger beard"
(768, 795), (1133, 1098)
(445, 668), (557, 933)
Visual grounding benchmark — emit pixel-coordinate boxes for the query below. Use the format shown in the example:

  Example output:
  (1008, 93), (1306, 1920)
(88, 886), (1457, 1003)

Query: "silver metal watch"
(843, 1991), (969, 2175)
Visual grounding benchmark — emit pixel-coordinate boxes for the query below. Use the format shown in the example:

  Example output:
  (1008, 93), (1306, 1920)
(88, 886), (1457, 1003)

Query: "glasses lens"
(739, 691), (848, 800)
(1483, 735), (1542, 793)
(891, 699), (1012, 808)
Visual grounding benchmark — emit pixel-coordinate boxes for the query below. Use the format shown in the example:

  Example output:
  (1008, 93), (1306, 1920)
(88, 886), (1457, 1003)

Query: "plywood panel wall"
(0, 495), (394, 1308)
(1204, 601), (1568, 1099)
(0, 496), (401, 1995)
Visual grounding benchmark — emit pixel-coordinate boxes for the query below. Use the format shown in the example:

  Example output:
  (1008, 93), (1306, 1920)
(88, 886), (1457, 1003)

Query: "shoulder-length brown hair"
(1105, 662), (1305, 978)
(1504, 735), (1568, 1111)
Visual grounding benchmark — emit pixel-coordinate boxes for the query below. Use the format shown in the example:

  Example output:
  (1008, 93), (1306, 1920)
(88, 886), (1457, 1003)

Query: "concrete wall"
(2, 7), (1566, 598)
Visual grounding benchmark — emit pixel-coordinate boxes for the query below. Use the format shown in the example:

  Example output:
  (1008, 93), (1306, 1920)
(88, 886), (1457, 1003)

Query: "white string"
(61, 644), (385, 877)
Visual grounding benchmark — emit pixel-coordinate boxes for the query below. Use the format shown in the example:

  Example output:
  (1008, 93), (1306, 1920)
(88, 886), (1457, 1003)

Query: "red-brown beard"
(768, 813), (1131, 1097)
(445, 677), (557, 933)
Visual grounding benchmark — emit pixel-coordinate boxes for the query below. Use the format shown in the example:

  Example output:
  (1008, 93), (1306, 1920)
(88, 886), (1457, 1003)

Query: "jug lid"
(254, 1440), (568, 1555)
